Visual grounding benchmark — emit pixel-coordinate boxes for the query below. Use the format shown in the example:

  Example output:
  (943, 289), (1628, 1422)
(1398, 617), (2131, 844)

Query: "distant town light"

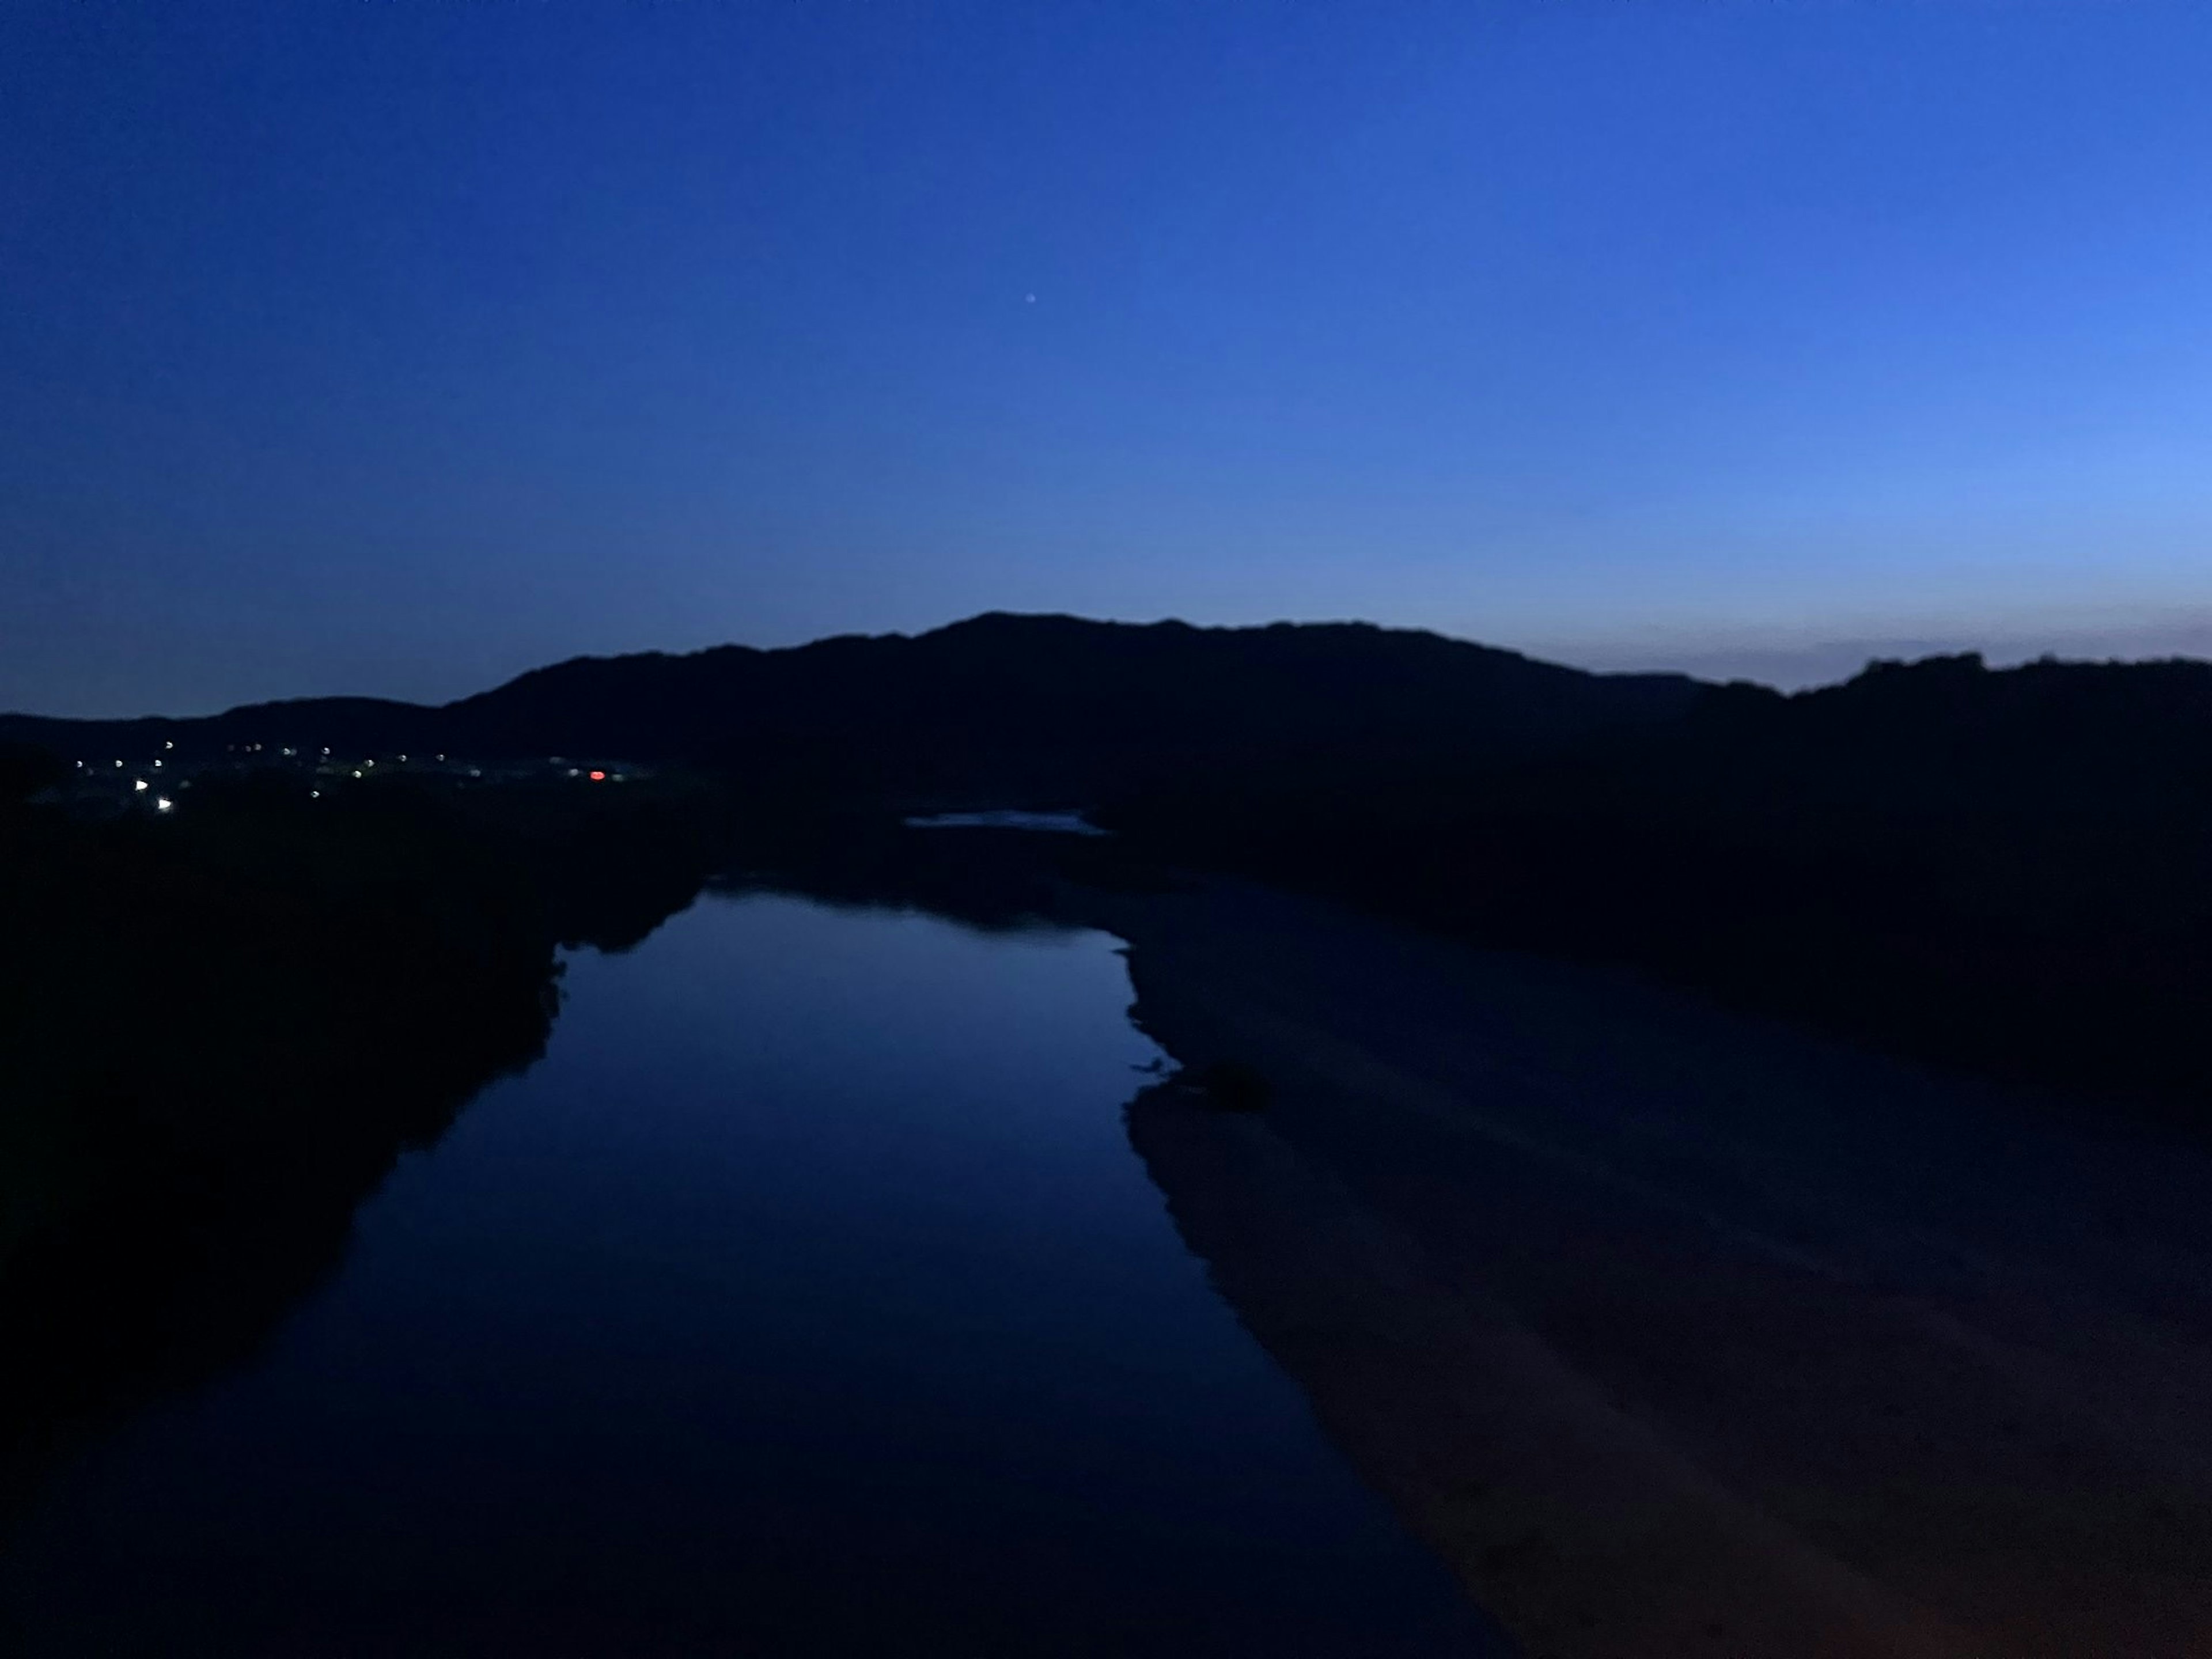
(282, 747), (295, 757)
(321, 747), (331, 756)
(155, 797), (173, 813)
(151, 758), (162, 768)
(364, 758), (376, 767)
(163, 740), (174, 751)
(397, 754), (407, 762)
(310, 789), (321, 799)
(132, 779), (148, 792)
(589, 770), (607, 781)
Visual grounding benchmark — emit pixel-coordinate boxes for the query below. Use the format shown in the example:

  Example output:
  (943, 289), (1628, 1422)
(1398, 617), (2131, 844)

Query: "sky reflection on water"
(1, 891), (1497, 1657)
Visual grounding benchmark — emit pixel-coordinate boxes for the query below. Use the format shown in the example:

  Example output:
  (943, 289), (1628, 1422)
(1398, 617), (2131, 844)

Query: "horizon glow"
(6, 1), (2211, 715)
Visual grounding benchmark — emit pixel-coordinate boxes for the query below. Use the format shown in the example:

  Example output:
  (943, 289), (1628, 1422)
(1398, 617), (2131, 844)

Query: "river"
(0, 888), (1500, 1656)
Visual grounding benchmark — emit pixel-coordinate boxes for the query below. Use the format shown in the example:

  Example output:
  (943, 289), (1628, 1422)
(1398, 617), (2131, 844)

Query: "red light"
(588, 770), (606, 781)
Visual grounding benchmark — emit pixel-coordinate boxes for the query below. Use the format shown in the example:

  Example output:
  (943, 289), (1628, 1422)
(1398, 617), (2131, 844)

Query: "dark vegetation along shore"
(0, 744), (737, 1527)
(11, 613), (2207, 1115)
(1101, 647), (2212, 1112)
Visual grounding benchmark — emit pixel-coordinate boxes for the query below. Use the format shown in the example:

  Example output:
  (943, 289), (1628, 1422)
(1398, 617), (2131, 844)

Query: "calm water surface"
(2, 891), (1498, 1656)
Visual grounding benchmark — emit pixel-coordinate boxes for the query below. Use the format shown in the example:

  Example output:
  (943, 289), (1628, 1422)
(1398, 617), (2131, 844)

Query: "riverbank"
(1079, 877), (2212, 1658)
(0, 768), (747, 1529)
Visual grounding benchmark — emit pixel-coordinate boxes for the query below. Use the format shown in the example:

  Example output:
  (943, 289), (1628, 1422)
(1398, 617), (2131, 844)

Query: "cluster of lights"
(65, 741), (630, 809)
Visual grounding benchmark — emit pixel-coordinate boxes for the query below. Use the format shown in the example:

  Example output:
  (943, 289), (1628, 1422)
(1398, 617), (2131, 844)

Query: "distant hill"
(7, 616), (2212, 1108)
(0, 613), (1703, 802)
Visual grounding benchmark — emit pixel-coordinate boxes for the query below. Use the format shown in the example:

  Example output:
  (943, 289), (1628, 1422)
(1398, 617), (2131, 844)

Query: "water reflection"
(1, 883), (1499, 1656)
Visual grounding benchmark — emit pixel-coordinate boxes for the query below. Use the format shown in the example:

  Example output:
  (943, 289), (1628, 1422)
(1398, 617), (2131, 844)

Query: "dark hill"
(14, 618), (2209, 1107)
(0, 613), (1702, 801)
(1104, 650), (2212, 1107)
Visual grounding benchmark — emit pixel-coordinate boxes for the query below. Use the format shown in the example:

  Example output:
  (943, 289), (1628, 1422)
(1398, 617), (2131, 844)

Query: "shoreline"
(1081, 877), (2212, 1657)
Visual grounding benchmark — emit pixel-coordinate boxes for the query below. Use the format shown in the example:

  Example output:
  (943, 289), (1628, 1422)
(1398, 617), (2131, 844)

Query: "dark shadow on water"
(714, 815), (1164, 937)
(0, 790), (1094, 1534)
(0, 774), (733, 1538)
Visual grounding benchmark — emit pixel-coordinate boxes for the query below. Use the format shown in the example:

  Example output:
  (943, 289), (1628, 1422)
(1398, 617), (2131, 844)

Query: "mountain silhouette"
(9, 618), (2210, 1107)
(0, 613), (1701, 800)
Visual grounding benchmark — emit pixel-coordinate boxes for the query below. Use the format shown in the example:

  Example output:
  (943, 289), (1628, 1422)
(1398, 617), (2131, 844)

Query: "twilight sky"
(6, 1), (2211, 716)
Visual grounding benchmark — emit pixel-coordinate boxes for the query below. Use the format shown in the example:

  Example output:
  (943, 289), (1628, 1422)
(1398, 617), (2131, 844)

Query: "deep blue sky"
(7, 1), (2211, 715)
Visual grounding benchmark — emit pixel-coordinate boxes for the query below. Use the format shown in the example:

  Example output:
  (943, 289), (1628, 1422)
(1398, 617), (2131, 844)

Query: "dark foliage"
(1103, 653), (2212, 1111)
(0, 742), (66, 806)
(0, 772), (558, 1506)
(1186, 1060), (1272, 1113)
(721, 813), (1174, 933)
(0, 761), (744, 1522)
